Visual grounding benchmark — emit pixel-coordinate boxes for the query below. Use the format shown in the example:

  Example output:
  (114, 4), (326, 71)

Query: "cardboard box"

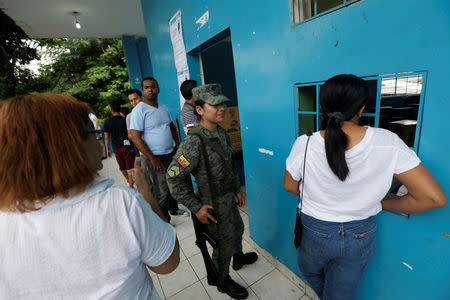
(220, 106), (242, 151)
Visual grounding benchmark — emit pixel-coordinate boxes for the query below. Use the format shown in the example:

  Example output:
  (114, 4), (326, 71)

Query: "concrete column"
(136, 37), (153, 79)
(122, 35), (143, 90)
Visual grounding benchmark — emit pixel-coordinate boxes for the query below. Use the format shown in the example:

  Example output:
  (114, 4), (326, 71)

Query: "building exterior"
(3, 0), (449, 298)
(126, 1), (450, 299)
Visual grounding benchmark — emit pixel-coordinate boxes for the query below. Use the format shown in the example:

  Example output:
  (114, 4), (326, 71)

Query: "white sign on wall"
(196, 10), (209, 29)
(169, 10), (190, 110)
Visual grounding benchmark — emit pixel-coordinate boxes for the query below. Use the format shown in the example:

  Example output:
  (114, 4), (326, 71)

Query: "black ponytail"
(319, 74), (370, 181)
(324, 114), (349, 181)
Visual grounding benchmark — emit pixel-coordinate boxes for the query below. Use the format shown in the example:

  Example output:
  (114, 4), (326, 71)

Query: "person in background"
(103, 101), (135, 188)
(167, 84), (258, 299)
(88, 111), (99, 130)
(284, 74), (446, 300)
(88, 108), (106, 159)
(126, 89), (143, 163)
(130, 78), (188, 221)
(120, 106), (129, 118)
(180, 79), (200, 134)
(0, 94), (180, 299)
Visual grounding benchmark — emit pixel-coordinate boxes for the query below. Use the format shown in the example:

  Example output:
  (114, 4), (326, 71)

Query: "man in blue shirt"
(130, 77), (188, 221)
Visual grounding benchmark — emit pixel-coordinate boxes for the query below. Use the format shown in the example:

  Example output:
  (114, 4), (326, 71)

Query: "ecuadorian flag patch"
(176, 155), (190, 168)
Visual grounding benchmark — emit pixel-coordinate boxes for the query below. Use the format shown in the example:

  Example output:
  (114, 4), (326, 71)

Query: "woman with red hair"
(0, 94), (179, 299)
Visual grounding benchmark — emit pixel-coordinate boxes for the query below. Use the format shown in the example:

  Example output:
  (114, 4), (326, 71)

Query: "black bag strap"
(297, 132), (313, 219)
(190, 133), (216, 204)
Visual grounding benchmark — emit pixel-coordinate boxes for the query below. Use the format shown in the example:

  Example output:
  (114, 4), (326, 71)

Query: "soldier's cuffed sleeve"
(166, 136), (203, 214)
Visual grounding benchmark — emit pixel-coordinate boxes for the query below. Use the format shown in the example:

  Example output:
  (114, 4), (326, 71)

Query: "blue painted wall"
(122, 35), (153, 90)
(139, 0), (450, 298)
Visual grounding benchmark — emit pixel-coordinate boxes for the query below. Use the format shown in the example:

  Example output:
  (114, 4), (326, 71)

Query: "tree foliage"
(0, 9), (41, 99)
(38, 38), (130, 117)
(1, 9), (130, 118)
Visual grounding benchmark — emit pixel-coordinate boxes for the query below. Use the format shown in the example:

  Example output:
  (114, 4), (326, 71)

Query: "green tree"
(0, 9), (44, 99)
(39, 38), (130, 118)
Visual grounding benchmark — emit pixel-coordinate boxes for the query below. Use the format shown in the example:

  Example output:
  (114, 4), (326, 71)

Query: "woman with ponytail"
(284, 74), (446, 299)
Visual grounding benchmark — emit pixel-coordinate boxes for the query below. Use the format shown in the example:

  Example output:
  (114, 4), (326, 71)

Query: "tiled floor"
(98, 157), (315, 300)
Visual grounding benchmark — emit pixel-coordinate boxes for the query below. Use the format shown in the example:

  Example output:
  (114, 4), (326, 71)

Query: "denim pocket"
(301, 223), (331, 257)
(353, 223), (377, 257)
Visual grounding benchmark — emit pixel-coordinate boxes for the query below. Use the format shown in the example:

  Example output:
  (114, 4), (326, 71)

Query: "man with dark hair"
(103, 101), (135, 188)
(125, 89), (142, 170)
(126, 89), (143, 140)
(130, 78), (188, 220)
(180, 79), (200, 134)
(126, 89), (143, 106)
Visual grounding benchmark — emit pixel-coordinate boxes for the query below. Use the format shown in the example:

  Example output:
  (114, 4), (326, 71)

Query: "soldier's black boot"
(232, 252), (258, 270)
(217, 275), (248, 299)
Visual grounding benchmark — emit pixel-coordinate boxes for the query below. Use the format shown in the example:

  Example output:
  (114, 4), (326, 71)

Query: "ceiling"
(0, 0), (146, 38)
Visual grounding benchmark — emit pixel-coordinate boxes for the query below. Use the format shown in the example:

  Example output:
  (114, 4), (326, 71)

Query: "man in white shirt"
(130, 77), (188, 221)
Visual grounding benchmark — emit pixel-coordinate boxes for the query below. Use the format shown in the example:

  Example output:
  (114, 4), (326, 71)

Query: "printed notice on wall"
(169, 10), (190, 109)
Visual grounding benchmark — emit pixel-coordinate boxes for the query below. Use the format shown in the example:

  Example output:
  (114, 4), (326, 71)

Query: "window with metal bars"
(294, 72), (426, 219)
(290, 0), (360, 24)
(294, 72), (426, 152)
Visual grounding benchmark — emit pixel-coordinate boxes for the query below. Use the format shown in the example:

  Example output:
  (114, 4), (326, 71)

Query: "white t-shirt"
(0, 180), (176, 299)
(286, 127), (421, 222)
(130, 102), (174, 155)
(88, 113), (99, 130)
(126, 113), (132, 130)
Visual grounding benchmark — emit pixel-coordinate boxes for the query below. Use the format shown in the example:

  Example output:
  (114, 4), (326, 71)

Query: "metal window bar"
(291, 0), (360, 25)
(291, 0), (313, 24)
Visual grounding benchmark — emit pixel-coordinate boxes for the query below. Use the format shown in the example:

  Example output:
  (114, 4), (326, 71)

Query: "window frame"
(294, 71), (428, 153)
(290, 0), (361, 26)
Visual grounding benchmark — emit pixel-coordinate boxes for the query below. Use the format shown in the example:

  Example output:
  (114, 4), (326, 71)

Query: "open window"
(295, 72), (426, 152)
(291, 0), (360, 24)
(295, 72), (427, 219)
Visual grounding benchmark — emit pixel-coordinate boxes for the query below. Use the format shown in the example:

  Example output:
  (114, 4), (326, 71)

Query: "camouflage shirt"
(166, 124), (240, 214)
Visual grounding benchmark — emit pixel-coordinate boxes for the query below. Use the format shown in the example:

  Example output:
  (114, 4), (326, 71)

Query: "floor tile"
(241, 239), (254, 254)
(179, 247), (187, 261)
(158, 259), (199, 298)
(170, 214), (190, 227)
(188, 252), (207, 280)
(168, 281), (210, 300)
(146, 266), (156, 278)
(239, 204), (248, 214)
(275, 261), (306, 293)
(239, 209), (249, 229)
(229, 268), (249, 288)
(152, 276), (165, 299)
(180, 234), (201, 258)
(175, 219), (195, 240)
(200, 277), (230, 300)
(242, 227), (251, 243)
(200, 276), (257, 300)
(251, 269), (304, 300)
(245, 288), (259, 300)
(304, 284), (319, 300)
(236, 252), (275, 286)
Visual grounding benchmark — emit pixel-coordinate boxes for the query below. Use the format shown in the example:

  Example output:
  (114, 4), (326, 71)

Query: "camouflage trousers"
(141, 154), (178, 221)
(206, 192), (245, 281)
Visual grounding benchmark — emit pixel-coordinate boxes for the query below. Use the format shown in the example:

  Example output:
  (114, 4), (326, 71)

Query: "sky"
(22, 41), (53, 75)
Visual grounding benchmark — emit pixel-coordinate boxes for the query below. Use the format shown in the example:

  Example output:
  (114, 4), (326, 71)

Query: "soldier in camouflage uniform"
(166, 84), (257, 299)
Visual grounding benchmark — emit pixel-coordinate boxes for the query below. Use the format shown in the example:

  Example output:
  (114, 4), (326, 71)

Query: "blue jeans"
(298, 213), (376, 300)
